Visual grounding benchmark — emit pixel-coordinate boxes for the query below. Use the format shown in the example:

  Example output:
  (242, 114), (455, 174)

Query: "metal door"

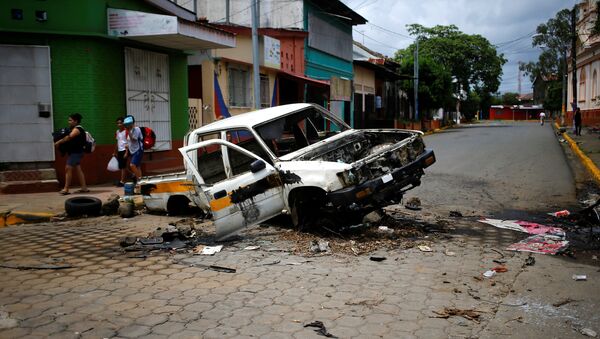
(125, 48), (171, 151)
(0, 45), (54, 162)
(179, 139), (285, 240)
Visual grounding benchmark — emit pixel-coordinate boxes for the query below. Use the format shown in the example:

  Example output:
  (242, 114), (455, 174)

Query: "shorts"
(130, 149), (143, 167)
(66, 152), (84, 167)
(117, 150), (127, 169)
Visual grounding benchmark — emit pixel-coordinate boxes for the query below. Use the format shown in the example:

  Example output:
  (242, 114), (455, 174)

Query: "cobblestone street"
(0, 212), (559, 339)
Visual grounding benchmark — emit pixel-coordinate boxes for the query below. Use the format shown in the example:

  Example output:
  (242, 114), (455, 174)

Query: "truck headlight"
(337, 169), (359, 187)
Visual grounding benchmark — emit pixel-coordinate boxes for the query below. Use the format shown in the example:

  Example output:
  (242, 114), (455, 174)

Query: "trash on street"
(193, 244), (223, 255)
(548, 209), (570, 217)
(572, 274), (587, 281)
(483, 270), (496, 278)
(506, 234), (569, 255)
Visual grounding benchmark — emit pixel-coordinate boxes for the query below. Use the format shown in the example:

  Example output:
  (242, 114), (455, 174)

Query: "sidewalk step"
(0, 180), (60, 194)
(0, 168), (57, 182)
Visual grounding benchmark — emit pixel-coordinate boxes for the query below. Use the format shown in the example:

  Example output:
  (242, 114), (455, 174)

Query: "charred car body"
(173, 103), (435, 240)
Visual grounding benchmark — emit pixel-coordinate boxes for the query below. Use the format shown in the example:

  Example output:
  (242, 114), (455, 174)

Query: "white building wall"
(196, 0), (304, 29)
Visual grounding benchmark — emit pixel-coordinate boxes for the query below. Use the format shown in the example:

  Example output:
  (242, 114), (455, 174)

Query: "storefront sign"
(107, 8), (177, 37)
(263, 36), (281, 69)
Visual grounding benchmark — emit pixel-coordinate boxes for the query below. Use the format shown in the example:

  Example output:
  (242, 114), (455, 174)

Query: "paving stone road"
(0, 212), (540, 339)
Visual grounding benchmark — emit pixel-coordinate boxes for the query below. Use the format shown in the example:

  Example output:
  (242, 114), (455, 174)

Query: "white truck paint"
(173, 103), (435, 240)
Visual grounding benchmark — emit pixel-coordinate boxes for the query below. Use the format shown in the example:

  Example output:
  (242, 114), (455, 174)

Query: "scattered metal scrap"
(431, 307), (485, 323)
(553, 298), (578, 307)
(119, 218), (215, 254)
(304, 321), (337, 338)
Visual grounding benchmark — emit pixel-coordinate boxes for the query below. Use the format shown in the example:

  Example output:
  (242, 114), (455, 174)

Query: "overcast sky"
(343, 0), (575, 94)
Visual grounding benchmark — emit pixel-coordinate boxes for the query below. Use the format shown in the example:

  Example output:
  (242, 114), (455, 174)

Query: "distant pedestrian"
(54, 113), (88, 195)
(574, 108), (582, 136)
(124, 115), (143, 182)
(539, 111), (546, 126)
(113, 116), (129, 187)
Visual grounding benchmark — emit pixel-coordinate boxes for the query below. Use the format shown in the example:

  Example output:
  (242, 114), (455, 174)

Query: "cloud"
(345, 0), (574, 93)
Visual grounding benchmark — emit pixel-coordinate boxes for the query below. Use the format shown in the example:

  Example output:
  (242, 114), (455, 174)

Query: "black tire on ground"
(65, 196), (102, 217)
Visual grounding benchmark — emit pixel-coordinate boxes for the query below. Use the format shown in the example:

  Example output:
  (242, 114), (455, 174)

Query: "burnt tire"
(65, 196), (102, 217)
(291, 194), (322, 231)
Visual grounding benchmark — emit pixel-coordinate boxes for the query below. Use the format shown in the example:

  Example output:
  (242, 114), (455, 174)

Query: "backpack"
(77, 126), (96, 153)
(139, 126), (156, 150)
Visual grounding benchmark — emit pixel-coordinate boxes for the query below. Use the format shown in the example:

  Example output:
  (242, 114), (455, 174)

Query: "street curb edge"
(555, 122), (600, 184)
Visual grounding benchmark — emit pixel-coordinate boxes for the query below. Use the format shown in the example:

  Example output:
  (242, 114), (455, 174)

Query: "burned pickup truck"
(176, 103), (435, 240)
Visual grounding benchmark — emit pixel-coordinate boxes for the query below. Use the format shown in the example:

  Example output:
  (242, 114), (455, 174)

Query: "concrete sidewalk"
(559, 123), (600, 183)
(0, 184), (124, 226)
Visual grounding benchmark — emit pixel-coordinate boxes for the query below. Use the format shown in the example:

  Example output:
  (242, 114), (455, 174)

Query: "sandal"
(77, 189), (90, 193)
(59, 190), (71, 195)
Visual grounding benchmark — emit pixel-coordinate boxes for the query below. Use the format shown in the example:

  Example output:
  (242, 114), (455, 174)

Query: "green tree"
(394, 24), (506, 120)
(502, 92), (521, 105)
(519, 8), (571, 110)
(395, 52), (453, 116)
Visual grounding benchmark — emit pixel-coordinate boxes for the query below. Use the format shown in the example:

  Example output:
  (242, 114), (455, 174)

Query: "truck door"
(179, 139), (285, 240)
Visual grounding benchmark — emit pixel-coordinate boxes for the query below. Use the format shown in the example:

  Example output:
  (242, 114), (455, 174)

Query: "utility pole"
(414, 37), (419, 121)
(518, 68), (522, 95)
(562, 50), (567, 125)
(571, 5), (578, 111)
(251, 0), (261, 109)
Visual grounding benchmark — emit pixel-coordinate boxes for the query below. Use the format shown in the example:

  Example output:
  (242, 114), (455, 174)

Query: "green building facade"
(0, 0), (234, 184)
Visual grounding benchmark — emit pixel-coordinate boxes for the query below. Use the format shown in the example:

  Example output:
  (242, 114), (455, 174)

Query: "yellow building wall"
(200, 34), (278, 125)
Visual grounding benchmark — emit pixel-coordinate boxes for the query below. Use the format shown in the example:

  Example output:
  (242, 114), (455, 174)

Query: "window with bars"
(228, 66), (251, 107)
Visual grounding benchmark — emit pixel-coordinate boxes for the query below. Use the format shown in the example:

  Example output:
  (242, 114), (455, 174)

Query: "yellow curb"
(0, 210), (56, 227)
(556, 123), (600, 184)
(424, 125), (450, 135)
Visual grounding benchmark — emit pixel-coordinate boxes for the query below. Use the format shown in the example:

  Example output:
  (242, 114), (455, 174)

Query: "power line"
(353, 28), (402, 51)
(367, 22), (414, 40)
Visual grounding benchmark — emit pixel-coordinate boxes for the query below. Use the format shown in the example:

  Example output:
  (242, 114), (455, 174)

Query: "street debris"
(479, 218), (569, 254)
(118, 199), (135, 218)
(492, 265), (508, 273)
(431, 307), (483, 323)
(525, 256), (536, 266)
(304, 320), (337, 338)
(581, 328), (598, 337)
(553, 298), (577, 307)
(405, 197), (422, 210)
(444, 250), (456, 256)
(119, 218), (214, 254)
(187, 263), (236, 273)
(310, 240), (331, 253)
(244, 245), (260, 250)
(449, 210), (463, 217)
(369, 256), (387, 262)
(483, 270), (496, 278)
(377, 226), (394, 234)
(139, 237), (163, 245)
(192, 245), (223, 255)
(418, 245), (433, 252)
(363, 210), (384, 224)
(506, 234), (569, 255)
(549, 209), (570, 218)
(101, 193), (120, 215)
(572, 274), (587, 281)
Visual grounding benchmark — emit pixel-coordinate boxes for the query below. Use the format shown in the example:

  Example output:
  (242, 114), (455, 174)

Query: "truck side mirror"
(250, 159), (266, 173)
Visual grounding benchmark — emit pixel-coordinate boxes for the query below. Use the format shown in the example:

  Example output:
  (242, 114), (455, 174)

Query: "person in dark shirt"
(54, 113), (88, 195)
(574, 108), (582, 136)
